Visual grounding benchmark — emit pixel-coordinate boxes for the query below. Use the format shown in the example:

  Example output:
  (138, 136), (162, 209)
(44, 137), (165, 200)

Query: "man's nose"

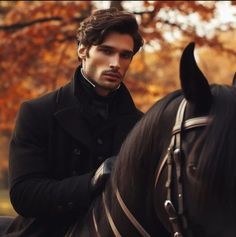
(109, 54), (120, 70)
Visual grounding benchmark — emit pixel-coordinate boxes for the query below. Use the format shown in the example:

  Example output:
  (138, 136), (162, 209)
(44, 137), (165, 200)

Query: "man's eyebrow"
(98, 45), (134, 54)
(97, 45), (113, 50)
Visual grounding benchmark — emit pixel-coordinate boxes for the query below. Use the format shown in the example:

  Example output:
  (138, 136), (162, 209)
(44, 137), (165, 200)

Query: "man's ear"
(77, 44), (87, 60)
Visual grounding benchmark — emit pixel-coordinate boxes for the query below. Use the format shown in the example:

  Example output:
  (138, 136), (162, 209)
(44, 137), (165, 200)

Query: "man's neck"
(80, 68), (96, 88)
(80, 68), (111, 97)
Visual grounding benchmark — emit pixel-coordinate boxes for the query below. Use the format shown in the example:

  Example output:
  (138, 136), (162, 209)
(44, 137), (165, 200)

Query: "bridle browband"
(92, 98), (211, 237)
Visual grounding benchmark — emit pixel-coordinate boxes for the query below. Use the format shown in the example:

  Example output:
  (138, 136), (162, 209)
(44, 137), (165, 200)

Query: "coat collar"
(54, 66), (141, 146)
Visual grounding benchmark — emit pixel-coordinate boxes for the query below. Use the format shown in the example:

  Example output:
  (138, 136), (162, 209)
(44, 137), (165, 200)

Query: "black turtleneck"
(78, 69), (118, 120)
(78, 68), (116, 120)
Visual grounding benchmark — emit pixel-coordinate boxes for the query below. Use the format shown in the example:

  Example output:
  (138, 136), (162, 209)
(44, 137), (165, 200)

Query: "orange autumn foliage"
(0, 1), (236, 134)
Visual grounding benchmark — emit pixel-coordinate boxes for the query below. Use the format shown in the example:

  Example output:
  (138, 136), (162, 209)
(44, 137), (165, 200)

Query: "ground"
(0, 189), (16, 216)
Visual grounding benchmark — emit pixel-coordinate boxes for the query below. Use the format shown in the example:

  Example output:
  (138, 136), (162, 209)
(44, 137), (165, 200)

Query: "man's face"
(78, 32), (134, 96)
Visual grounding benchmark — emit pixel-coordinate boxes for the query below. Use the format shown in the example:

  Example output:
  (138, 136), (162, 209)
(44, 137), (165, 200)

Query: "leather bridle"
(92, 98), (211, 237)
(154, 99), (211, 237)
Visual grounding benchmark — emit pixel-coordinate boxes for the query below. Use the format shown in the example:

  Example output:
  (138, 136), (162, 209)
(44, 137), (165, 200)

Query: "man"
(3, 8), (143, 237)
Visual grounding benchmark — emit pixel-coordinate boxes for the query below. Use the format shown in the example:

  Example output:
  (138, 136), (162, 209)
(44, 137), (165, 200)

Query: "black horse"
(1, 43), (236, 237)
(65, 42), (236, 237)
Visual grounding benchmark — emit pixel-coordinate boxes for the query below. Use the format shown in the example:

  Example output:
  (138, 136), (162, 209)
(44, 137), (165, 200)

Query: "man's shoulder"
(25, 82), (71, 107)
(23, 89), (58, 113)
(20, 82), (72, 115)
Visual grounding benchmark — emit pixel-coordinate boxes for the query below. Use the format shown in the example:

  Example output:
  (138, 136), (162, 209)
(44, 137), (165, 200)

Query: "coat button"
(73, 148), (81, 155)
(71, 170), (77, 176)
(67, 202), (74, 209)
(97, 138), (103, 145)
(57, 205), (64, 212)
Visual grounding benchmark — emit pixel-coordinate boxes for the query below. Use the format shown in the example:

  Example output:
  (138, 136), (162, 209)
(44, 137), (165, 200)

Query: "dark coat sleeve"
(9, 101), (93, 218)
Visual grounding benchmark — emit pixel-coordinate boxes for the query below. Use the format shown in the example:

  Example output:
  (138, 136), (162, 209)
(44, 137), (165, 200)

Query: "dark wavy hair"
(76, 8), (143, 56)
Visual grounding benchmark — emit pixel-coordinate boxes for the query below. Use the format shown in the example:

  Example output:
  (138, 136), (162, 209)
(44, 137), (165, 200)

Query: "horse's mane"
(110, 90), (182, 231)
(112, 90), (180, 189)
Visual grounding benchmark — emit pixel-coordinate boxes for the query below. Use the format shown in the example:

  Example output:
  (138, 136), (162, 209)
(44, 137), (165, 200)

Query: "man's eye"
(121, 53), (133, 59)
(102, 49), (112, 55)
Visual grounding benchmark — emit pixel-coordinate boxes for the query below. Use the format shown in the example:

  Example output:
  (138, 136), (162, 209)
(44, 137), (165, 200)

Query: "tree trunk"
(110, 1), (123, 10)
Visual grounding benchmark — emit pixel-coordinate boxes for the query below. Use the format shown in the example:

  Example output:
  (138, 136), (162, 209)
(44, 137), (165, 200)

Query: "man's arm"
(9, 101), (93, 218)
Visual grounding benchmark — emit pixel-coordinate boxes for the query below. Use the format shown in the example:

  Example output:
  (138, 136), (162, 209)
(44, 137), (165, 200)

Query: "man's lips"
(103, 72), (121, 80)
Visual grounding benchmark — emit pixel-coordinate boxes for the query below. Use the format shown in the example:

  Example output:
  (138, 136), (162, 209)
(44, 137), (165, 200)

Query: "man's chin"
(103, 81), (121, 89)
(109, 83), (121, 91)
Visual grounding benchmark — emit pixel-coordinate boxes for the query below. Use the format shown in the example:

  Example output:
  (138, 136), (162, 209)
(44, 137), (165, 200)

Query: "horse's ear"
(232, 72), (236, 86)
(180, 42), (212, 112)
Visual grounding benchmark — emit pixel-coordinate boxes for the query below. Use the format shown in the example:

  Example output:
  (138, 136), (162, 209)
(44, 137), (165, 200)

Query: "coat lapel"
(54, 105), (92, 148)
(53, 69), (92, 148)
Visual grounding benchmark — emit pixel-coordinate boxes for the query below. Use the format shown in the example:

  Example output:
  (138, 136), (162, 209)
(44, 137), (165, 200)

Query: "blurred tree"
(0, 1), (92, 134)
(0, 0), (236, 134)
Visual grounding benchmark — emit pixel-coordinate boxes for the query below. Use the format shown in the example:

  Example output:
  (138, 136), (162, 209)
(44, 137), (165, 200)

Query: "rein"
(93, 188), (151, 237)
(154, 99), (211, 237)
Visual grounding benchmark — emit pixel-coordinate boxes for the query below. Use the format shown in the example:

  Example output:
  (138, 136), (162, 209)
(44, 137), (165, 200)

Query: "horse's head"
(111, 42), (236, 236)
(152, 42), (236, 236)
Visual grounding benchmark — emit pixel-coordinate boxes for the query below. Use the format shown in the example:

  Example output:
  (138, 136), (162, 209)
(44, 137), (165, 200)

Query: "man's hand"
(90, 156), (116, 197)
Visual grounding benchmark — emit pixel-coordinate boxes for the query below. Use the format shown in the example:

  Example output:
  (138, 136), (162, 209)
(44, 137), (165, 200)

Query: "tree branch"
(0, 15), (87, 32)
(0, 17), (63, 31)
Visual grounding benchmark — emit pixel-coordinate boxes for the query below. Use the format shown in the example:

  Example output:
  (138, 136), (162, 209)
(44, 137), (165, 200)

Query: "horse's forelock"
(109, 91), (182, 233)
(191, 85), (236, 217)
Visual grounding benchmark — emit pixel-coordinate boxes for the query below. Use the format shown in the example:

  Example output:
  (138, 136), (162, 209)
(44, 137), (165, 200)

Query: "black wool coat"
(4, 67), (143, 237)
